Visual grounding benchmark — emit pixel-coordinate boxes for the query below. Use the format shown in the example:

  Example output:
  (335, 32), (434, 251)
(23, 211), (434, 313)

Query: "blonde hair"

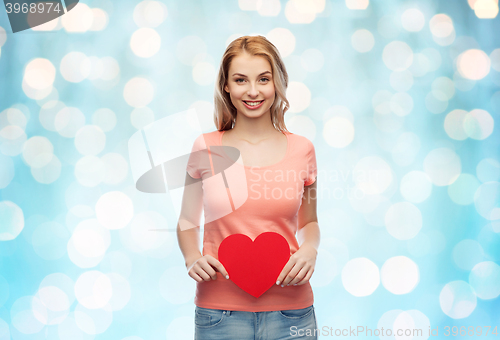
(214, 35), (290, 133)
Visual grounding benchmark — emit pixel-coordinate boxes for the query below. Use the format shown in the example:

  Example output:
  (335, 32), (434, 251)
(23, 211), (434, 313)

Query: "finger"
(189, 270), (204, 283)
(191, 261), (213, 281)
(276, 259), (295, 285)
(282, 263), (301, 286)
(204, 255), (224, 277)
(194, 266), (212, 281)
(198, 261), (218, 280)
(208, 258), (230, 279)
(289, 266), (309, 285)
(192, 265), (211, 281)
(281, 263), (298, 287)
(296, 269), (313, 286)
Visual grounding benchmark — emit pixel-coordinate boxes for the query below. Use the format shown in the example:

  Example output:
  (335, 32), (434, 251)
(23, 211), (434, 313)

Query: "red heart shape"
(218, 232), (290, 298)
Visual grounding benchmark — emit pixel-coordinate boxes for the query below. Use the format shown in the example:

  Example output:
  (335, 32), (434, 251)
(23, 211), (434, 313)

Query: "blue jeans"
(194, 304), (318, 340)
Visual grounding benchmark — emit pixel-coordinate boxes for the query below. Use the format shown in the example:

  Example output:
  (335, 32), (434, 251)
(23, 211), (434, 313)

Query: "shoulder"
(191, 130), (222, 149)
(288, 132), (314, 152)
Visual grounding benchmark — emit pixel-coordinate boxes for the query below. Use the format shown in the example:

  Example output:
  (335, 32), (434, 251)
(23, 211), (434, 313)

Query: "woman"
(177, 35), (320, 340)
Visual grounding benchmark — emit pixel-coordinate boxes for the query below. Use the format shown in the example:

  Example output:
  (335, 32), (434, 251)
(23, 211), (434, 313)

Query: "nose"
(247, 83), (259, 97)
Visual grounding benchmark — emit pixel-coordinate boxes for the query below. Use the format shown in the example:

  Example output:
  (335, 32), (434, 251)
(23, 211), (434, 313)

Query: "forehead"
(229, 53), (272, 75)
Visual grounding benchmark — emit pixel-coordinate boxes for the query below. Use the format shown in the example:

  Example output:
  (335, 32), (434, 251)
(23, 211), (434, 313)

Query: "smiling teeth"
(245, 100), (263, 106)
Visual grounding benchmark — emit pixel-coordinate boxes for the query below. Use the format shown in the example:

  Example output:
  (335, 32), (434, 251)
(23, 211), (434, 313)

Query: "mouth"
(242, 100), (264, 109)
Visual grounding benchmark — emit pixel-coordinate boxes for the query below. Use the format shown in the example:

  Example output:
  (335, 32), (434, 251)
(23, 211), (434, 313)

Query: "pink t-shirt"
(185, 129), (317, 312)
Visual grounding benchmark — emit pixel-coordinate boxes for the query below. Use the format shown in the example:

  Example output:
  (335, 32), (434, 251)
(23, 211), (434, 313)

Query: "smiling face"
(224, 53), (275, 120)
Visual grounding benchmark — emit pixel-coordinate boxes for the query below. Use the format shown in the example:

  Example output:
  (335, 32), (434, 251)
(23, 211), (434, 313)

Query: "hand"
(186, 255), (230, 283)
(276, 244), (317, 287)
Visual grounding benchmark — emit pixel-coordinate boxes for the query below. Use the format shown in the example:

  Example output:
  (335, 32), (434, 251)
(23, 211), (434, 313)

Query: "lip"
(242, 100), (264, 110)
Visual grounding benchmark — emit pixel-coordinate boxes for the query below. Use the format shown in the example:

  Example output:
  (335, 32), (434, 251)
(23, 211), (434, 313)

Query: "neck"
(230, 110), (280, 141)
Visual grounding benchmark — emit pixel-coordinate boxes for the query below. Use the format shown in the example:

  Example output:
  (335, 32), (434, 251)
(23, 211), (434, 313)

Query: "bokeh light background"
(1, 0), (500, 338)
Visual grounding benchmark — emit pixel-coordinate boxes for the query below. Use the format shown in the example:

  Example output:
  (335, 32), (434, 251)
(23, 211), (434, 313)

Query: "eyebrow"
(232, 71), (271, 77)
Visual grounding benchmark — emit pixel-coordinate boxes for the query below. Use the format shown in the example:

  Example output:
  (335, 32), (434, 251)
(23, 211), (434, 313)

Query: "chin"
(241, 106), (270, 116)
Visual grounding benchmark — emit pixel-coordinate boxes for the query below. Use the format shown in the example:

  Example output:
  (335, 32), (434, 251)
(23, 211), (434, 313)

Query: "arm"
(176, 174), (204, 268)
(277, 178), (320, 287)
(297, 179), (320, 253)
(176, 172), (230, 281)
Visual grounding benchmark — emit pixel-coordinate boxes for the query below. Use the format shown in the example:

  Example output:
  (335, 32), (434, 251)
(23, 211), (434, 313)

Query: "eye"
(235, 77), (270, 83)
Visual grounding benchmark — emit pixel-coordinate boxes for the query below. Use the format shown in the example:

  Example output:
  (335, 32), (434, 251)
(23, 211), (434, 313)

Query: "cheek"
(230, 88), (246, 100)
(263, 84), (275, 96)
(264, 88), (275, 100)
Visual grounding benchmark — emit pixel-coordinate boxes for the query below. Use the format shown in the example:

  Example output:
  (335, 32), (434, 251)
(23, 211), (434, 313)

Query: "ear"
(224, 84), (228, 93)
